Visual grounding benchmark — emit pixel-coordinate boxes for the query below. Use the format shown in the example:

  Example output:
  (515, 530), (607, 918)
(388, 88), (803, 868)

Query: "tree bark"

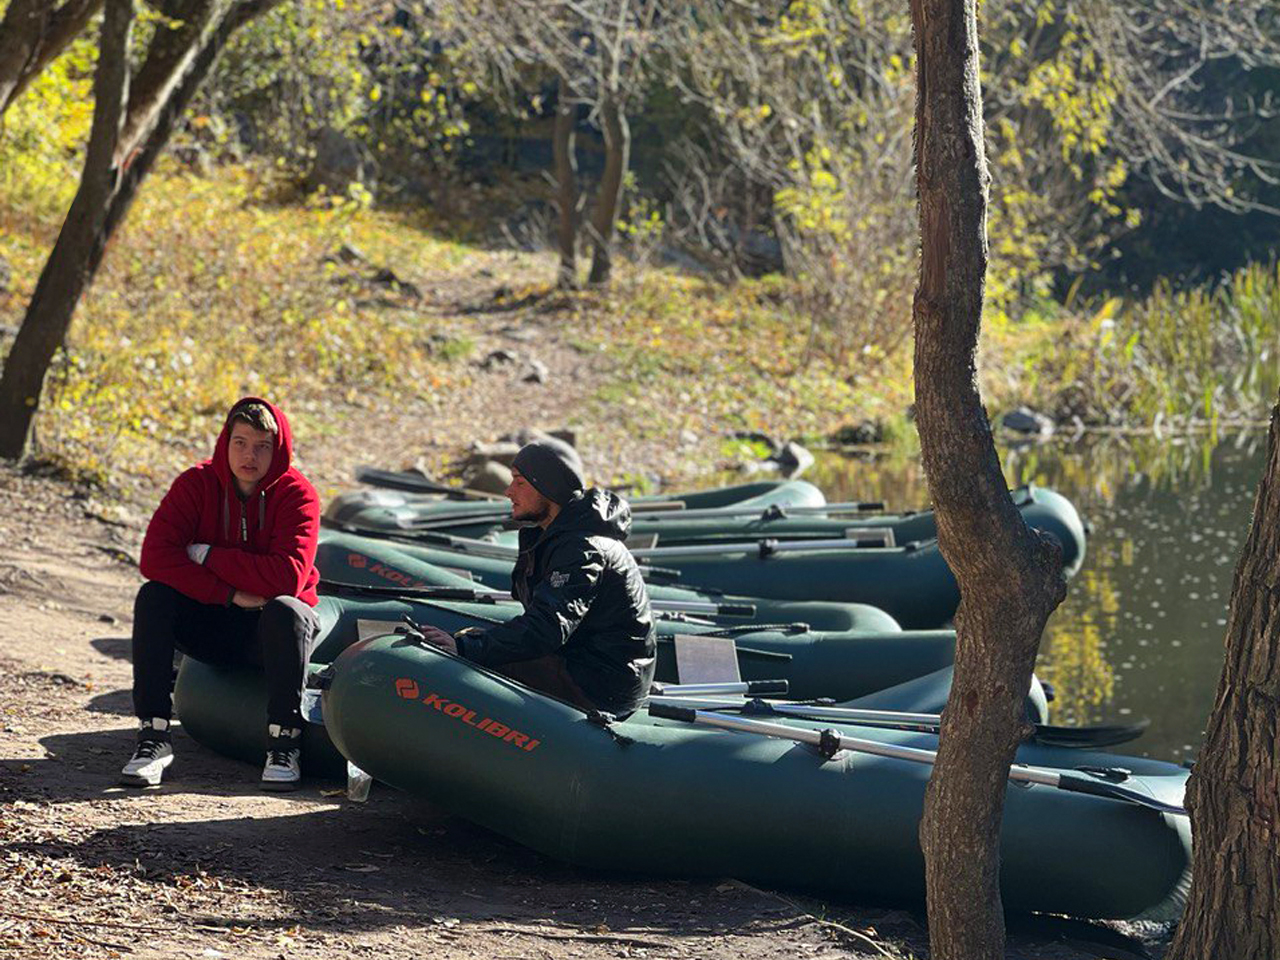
(117, 0), (219, 156)
(0, 0), (132, 459)
(0, 0), (51, 113)
(908, 2), (1066, 959)
(552, 75), (579, 290)
(0, 0), (103, 116)
(0, 0), (285, 460)
(1165, 400), (1280, 960)
(586, 96), (629, 286)
(0, 0), (103, 117)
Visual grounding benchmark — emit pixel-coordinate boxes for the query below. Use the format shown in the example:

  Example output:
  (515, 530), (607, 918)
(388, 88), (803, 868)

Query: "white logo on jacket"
(549, 571), (570, 588)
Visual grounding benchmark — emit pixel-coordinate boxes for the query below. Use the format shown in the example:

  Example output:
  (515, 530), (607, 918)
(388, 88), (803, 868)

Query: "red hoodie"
(139, 397), (321, 606)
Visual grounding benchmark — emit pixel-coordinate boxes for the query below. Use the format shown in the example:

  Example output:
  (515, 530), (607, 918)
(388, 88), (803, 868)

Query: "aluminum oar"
(624, 501), (890, 522)
(630, 535), (903, 560)
(647, 696), (1149, 748)
(647, 704), (1185, 816)
(650, 681), (788, 697)
(318, 579), (755, 618)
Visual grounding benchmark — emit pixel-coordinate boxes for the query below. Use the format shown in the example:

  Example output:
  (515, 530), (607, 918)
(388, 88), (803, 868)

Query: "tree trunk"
(0, 0), (103, 117)
(908, 2), (1067, 959)
(552, 75), (579, 290)
(586, 96), (629, 286)
(0, 0), (50, 113)
(0, 0), (132, 460)
(0, 0), (284, 460)
(117, 0), (219, 155)
(1165, 400), (1280, 960)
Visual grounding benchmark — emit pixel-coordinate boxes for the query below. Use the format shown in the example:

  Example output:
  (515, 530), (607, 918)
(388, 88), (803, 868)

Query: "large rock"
(500, 427), (578, 450)
(829, 420), (884, 445)
(461, 459), (513, 495)
(478, 348), (520, 369)
(770, 441), (815, 478)
(1002, 406), (1055, 438)
(521, 359), (549, 383)
(465, 440), (522, 467)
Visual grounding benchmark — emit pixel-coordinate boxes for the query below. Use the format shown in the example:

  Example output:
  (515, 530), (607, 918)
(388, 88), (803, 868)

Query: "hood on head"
(212, 396), (294, 492)
(552, 488), (632, 541)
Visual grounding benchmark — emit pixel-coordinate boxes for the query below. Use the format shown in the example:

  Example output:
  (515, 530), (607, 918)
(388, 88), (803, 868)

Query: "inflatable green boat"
(327, 484), (1086, 576)
(309, 633), (1189, 920)
(173, 589), (973, 775)
(344, 475), (828, 516)
(322, 522), (962, 630)
(317, 529), (902, 635)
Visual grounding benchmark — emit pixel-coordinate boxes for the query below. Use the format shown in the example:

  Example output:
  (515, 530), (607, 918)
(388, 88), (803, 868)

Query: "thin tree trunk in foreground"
(0, 0), (102, 118)
(552, 75), (579, 290)
(1165, 400), (1280, 960)
(0, 0), (284, 460)
(0, 0), (133, 459)
(587, 96), (629, 286)
(908, 2), (1067, 959)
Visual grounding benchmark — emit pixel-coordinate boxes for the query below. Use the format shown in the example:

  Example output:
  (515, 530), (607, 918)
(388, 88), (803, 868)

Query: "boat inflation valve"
(758, 539), (780, 558)
(761, 504), (788, 521)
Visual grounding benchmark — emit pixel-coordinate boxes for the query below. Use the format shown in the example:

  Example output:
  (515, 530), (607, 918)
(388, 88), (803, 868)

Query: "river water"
(802, 430), (1268, 763)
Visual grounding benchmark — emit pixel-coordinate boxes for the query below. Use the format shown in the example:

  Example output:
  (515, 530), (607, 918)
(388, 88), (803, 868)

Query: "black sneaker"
(261, 724), (301, 792)
(120, 718), (174, 787)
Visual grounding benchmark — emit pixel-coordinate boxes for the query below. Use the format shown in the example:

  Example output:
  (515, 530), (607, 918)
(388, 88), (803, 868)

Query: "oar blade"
(1030, 719), (1150, 749)
(1055, 772), (1187, 816)
(354, 466), (502, 499)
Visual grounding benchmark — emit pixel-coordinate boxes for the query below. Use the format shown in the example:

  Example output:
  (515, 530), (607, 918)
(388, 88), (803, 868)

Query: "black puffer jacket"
(456, 489), (656, 715)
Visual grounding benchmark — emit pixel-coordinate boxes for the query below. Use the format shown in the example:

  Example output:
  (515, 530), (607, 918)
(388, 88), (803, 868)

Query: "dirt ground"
(0, 311), (1175, 960)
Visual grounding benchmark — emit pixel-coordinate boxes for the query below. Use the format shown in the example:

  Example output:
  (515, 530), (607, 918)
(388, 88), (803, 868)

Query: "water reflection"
(804, 430), (1267, 761)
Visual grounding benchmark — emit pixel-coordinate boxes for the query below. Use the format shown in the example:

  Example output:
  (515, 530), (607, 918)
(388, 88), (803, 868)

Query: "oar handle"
(649, 703), (698, 723)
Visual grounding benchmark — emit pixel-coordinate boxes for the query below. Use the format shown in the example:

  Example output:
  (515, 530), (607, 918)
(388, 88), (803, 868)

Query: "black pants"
(497, 654), (596, 712)
(131, 580), (319, 728)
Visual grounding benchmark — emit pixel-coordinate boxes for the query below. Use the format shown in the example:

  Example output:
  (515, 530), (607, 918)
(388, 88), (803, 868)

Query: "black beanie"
(511, 438), (585, 505)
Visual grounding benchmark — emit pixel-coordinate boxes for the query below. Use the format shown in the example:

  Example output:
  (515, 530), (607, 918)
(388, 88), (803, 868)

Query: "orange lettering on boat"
(393, 683), (540, 753)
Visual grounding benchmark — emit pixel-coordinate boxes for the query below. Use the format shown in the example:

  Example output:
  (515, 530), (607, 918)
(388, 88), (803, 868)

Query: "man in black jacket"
(418, 439), (656, 716)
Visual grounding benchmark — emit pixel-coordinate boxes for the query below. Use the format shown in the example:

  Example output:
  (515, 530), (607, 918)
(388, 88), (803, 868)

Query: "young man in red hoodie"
(120, 397), (321, 791)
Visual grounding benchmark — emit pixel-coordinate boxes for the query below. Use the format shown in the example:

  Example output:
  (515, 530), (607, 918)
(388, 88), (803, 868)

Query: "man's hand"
(232, 590), (267, 609)
(416, 624), (458, 655)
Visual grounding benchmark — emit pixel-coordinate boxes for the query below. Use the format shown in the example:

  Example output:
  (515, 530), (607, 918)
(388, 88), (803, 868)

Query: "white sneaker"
(261, 724), (301, 792)
(120, 719), (174, 787)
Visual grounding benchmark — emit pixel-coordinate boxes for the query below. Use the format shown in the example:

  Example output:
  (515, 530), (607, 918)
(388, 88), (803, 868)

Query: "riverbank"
(4, 163), (1277, 507)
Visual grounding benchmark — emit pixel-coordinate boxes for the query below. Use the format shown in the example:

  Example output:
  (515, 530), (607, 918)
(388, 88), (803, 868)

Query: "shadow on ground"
(6, 775), (831, 946)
